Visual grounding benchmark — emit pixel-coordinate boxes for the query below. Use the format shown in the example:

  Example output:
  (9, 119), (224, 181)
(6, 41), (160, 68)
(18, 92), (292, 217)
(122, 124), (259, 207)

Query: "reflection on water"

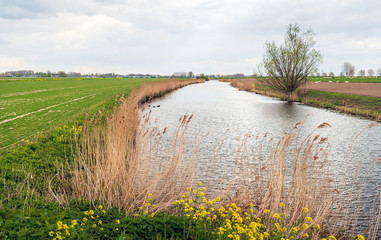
(142, 80), (381, 231)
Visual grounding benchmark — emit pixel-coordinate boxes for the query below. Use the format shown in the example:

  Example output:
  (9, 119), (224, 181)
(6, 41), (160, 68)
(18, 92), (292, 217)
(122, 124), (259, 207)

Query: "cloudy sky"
(0, 0), (380, 75)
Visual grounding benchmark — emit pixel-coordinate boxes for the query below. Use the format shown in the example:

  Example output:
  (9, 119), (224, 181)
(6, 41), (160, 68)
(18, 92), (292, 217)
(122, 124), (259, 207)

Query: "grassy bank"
(221, 78), (381, 120)
(299, 91), (381, 119)
(0, 78), (205, 239)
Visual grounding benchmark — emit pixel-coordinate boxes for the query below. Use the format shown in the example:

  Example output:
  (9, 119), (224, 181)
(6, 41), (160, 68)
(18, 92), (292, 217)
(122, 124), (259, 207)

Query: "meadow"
(0, 77), (160, 148)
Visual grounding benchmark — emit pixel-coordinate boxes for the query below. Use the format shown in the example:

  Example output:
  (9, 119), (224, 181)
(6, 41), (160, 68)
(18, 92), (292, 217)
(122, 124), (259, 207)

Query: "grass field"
(0, 77), (161, 148)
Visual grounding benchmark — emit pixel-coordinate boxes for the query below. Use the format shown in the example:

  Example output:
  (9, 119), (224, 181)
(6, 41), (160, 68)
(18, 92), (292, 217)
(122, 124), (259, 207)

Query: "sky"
(0, 0), (380, 75)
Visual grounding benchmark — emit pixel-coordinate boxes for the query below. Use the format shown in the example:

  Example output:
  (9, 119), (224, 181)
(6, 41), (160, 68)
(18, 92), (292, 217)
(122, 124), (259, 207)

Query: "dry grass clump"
(54, 78), (380, 238)
(222, 78), (256, 92)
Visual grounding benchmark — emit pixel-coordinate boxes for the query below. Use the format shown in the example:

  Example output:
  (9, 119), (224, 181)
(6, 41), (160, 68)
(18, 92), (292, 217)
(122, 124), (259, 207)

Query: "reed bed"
(56, 79), (380, 239)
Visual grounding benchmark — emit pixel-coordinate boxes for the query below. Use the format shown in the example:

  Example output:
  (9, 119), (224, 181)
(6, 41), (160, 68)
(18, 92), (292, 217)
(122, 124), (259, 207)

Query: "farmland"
(0, 77), (158, 148)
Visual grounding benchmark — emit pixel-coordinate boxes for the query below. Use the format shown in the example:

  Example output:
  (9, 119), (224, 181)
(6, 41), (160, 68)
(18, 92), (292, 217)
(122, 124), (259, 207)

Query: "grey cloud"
(0, 0), (53, 19)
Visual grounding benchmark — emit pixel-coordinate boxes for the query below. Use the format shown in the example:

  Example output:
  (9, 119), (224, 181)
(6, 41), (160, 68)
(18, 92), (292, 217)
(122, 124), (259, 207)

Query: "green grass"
(0, 77), (162, 148)
(299, 90), (381, 119)
(308, 76), (381, 83)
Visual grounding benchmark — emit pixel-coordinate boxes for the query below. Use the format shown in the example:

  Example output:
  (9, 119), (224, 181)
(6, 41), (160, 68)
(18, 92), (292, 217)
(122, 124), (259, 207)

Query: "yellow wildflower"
(273, 213), (280, 219)
(304, 223), (309, 229)
(305, 217), (313, 222)
(199, 181), (202, 186)
(356, 235), (365, 240)
(303, 207), (308, 213)
(316, 224), (320, 229)
(187, 187), (191, 191)
(49, 231), (54, 236)
(328, 236), (336, 240)
(304, 233), (309, 238)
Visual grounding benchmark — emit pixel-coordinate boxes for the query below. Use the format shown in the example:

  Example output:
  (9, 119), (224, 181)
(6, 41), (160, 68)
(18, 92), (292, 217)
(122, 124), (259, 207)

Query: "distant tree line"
(315, 62), (380, 77)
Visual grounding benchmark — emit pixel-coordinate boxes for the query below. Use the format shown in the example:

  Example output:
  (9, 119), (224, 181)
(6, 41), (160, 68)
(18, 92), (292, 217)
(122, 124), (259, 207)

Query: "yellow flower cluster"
(55, 124), (82, 142)
(173, 184), (348, 240)
(136, 193), (156, 217)
(49, 205), (107, 240)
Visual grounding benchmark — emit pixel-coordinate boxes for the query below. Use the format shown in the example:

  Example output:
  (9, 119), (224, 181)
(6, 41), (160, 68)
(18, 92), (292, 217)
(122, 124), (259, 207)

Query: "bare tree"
(368, 69), (374, 76)
(322, 72), (327, 76)
(342, 62), (355, 76)
(329, 72), (335, 77)
(358, 69), (366, 76)
(377, 68), (381, 76)
(261, 24), (323, 101)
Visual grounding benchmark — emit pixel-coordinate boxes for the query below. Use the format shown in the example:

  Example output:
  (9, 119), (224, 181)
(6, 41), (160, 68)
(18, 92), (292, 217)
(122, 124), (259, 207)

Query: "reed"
(56, 79), (380, 239)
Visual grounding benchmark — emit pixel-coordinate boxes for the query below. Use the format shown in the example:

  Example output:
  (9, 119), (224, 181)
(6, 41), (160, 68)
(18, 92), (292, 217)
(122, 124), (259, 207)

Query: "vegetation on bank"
(221, 78), (381, 120)
(299, 91), (381, 119)
(0, 78), (206, 239)
(0, 78), (379, 239)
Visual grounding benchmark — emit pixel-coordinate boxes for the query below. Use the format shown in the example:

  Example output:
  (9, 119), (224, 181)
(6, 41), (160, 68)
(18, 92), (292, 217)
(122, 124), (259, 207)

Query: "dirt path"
(303, 82), (381, 98)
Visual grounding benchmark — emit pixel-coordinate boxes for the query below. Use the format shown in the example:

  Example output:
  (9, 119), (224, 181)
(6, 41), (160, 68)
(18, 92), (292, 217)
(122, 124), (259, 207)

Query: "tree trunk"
(287, 91), (298, 102)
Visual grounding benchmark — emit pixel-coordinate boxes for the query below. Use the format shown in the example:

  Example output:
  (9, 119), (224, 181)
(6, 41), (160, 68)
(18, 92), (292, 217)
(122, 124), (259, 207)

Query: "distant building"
(224, 73), (245, 78)
(233, 73), (245, 78)
(67, 72), (82, 77)
(188, 72), (194, 78)
(172, 72), (188, 78)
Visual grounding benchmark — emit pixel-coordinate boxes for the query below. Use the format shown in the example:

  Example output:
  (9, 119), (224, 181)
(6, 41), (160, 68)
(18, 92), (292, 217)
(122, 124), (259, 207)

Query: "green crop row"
(0, 78), (162, 148)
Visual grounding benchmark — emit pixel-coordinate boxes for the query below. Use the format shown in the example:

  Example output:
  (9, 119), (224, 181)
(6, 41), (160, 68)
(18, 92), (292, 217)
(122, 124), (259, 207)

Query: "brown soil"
(302, 82), (381, 98)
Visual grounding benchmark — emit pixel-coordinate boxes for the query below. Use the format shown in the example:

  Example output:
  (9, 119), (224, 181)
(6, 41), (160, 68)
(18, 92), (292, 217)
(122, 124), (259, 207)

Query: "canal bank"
(220, 78), (381, 121)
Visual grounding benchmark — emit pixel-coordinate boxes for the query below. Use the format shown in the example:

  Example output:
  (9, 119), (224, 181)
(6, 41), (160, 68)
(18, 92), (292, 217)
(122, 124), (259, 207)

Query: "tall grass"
(54, 79), (380, 239)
